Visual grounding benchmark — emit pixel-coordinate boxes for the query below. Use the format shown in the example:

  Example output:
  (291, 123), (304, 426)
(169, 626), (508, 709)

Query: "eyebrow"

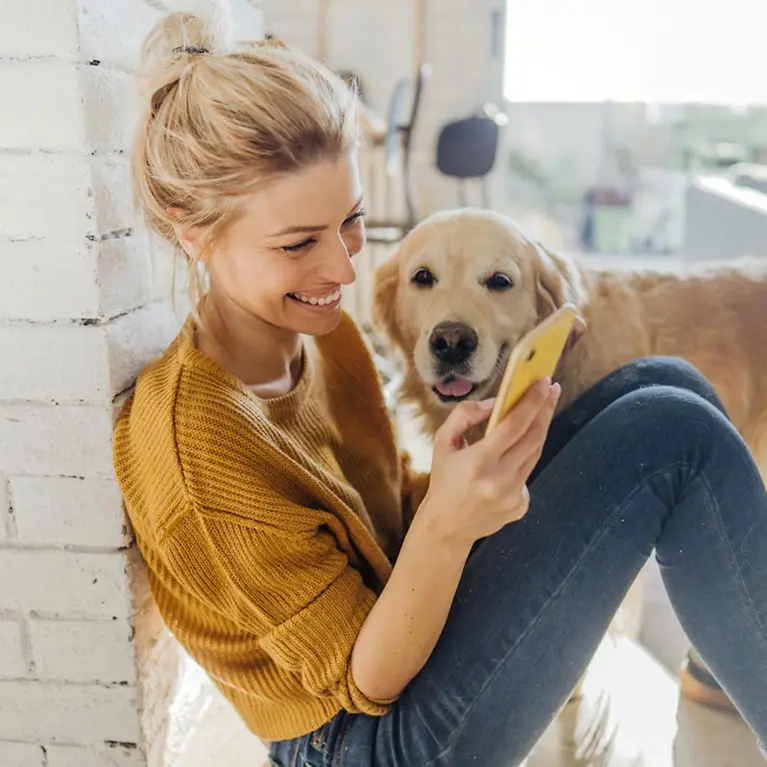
(268, 195), (364, 237)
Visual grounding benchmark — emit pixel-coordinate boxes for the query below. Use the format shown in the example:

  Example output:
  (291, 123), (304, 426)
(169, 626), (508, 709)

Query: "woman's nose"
(323, 235), (357, 286)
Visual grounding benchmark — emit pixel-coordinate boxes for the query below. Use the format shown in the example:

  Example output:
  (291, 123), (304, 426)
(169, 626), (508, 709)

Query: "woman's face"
(200, 152), (365, 337)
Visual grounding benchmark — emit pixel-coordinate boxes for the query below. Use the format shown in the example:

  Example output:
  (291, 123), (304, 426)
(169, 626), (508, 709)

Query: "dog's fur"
(373, 208), (767, 475)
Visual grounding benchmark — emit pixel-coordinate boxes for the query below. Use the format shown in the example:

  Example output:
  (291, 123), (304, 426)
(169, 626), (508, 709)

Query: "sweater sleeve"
(161, 509), (396, 715)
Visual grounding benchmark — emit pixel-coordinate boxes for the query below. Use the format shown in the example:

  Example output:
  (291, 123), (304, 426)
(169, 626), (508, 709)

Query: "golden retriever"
(373, 208), (767, 476)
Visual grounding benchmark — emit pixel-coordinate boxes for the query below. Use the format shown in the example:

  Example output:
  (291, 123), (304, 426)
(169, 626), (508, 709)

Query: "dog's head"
(373, 209), (581, 411)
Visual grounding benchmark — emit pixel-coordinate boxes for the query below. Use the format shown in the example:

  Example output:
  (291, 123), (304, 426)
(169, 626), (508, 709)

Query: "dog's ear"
(534, 243), (566, 319)
(372, 252), (403, 349)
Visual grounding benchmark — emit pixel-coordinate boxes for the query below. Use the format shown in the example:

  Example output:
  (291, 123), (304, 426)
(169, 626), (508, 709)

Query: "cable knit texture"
(113, 312), (430, 741)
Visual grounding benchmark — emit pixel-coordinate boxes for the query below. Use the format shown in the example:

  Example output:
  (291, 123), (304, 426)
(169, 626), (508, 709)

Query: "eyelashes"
(281, 209), (366, 254)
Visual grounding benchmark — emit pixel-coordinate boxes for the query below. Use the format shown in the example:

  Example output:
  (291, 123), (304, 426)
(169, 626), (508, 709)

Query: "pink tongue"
(435, 376), (474, 397)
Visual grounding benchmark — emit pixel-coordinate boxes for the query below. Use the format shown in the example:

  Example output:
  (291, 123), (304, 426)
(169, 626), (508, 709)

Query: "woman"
(115, 13), (767, 766)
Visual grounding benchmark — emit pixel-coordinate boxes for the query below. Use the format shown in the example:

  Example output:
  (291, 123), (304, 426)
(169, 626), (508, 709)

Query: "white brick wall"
(0, 154), (94, 241)
(0, 405), (116, 476)
(0, 681), (141, 744)
(0, 0), (79, 59)
(1, 1), (263, 763)
(0, 620), (27, 679)
(0, 742), (47, 767)
(0, 304), (178, 405)
(0, 62), (85, 151)
(10, 477), (128, 548)
(0, 476), (9, 540)
(0, 241), (100, 324)
(0, 551), (132, 616)
(47, 744), (147, 767)
(0, 326), (112, 404)
(30, 620), (137, 683)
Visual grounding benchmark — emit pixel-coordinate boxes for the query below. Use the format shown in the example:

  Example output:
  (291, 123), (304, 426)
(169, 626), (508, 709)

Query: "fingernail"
(479, 397), (496, 410)
(552, 383), (561, 401)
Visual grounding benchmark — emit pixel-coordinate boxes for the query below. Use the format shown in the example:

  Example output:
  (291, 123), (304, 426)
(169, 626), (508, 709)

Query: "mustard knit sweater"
(113, 312), (429, 741)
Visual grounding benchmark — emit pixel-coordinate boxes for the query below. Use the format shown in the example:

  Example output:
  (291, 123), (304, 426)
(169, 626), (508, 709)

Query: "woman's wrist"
(408, 494), (475, 557)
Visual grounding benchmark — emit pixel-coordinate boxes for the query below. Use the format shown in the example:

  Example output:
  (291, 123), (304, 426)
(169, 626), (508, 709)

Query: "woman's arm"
(352, 384), (559, 701)
(351, 506), (471, 701)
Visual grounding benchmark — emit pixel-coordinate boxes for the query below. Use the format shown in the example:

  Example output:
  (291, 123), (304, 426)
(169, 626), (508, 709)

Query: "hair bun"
(172, 45), (211, 56)
(139, 13), (216, 117)
(142, 12), (214, 64)
(255, 36), (288, 50)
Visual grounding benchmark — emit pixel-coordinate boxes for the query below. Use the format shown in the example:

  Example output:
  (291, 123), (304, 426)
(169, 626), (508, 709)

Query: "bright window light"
(504, 0), (767, 103)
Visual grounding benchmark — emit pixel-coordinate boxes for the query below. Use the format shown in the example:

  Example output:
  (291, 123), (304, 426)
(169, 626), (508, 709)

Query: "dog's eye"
(484, 273), (514, 291)
(411, 268), (436, 288)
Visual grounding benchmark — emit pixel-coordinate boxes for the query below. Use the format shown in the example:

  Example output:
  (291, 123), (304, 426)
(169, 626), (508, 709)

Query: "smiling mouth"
(287, 288), (342, 310)
(431, 345), (509, 404)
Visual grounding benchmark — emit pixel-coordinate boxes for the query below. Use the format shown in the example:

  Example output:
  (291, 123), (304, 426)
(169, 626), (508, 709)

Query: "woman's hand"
(351, 378), (560, 702)
(421, 379), (560, 545)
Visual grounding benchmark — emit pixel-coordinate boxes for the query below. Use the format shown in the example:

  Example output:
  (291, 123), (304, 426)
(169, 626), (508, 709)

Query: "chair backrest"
(401, 63), (432, 226)
(403, 64), (431, 140)
(383, 78), (412, 174)
(436, 115), (500, 180)
(378, 63), (432, 228)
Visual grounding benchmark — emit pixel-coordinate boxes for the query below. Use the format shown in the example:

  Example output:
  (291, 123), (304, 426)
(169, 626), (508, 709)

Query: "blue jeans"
(270, 358), (767, 766)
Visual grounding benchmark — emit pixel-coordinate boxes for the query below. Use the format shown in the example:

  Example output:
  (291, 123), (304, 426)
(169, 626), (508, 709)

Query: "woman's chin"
(286, 298), (344, 335)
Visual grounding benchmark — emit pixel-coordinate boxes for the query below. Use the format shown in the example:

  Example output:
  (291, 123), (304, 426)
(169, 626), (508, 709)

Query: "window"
(504, 0), (767, 103)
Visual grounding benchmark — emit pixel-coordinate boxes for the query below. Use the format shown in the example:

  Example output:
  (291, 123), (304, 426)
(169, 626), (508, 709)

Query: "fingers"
(481, 379), (555, 457)
(513, 448), (544, 489)
(435, 398), (496, 452)
(499, 384), (559, 480)
(554, 315), (586, 379)
(515, 485), (531, 520)
(573, 314), (587, 342)
(501, 485), (531, 525)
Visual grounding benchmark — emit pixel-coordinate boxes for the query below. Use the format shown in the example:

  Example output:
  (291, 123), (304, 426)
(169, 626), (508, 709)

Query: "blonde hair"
(132, 12), (360, 307)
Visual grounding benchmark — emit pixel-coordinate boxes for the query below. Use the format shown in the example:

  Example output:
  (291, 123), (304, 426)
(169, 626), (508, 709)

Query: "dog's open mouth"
(431, 345), (509, 404)
(432, 375), (477, 403)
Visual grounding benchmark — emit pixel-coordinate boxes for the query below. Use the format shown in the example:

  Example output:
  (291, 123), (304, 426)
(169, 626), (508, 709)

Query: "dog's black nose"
(429, 322), (478, 364)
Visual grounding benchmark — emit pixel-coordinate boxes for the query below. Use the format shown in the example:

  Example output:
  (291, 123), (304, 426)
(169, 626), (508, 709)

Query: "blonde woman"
(115, 13), (767, 766)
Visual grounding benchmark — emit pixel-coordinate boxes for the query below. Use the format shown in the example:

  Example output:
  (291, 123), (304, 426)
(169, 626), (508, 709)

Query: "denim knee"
(604, 357), (725, 416)
(610, 383), (735, 460)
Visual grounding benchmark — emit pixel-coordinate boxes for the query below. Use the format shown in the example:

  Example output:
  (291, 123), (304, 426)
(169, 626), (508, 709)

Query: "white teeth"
(291, 289), (341, 306)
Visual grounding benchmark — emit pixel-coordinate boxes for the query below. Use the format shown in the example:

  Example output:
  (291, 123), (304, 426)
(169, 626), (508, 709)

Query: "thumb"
(573, 314), (587, 342)
(436, 398), (496, 452)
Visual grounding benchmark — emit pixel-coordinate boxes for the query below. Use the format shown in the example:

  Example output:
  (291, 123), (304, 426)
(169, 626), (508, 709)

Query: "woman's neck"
(196, 294), (303, 397)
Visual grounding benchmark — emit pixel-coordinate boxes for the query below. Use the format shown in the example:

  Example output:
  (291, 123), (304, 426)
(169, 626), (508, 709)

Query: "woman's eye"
(484, 272), (514, 291)
(282, 238), (315, 253)
(411, 267), (436, 287)
(281, 211), (364, 253)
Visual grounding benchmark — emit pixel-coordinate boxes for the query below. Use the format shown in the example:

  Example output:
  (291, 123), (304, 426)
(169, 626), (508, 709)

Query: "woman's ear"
(534, 242), (566, 319)
(168, 209), (205, 261)
(172, 224), (204, 261)
(372, 251), (403, 349)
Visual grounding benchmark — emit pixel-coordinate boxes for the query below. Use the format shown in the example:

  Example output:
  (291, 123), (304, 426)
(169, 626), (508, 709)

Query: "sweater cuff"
(345, 664), (398, 714)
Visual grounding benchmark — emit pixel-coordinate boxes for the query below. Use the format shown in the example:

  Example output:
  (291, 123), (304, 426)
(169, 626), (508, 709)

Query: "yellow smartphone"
(484, 303), (577, 435)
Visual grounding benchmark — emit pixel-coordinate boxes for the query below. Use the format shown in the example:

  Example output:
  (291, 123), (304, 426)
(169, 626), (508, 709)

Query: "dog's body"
(373, 208), (767, 476)
(548, 252), (767, 469)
